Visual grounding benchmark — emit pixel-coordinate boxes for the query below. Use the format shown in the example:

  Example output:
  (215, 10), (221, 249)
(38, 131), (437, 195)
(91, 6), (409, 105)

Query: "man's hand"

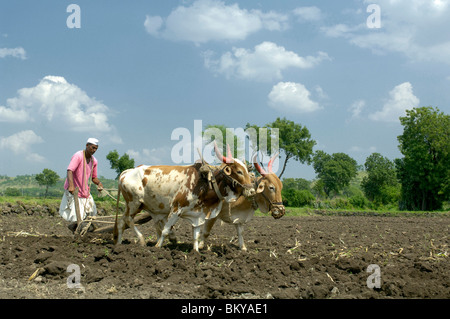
(68, 185), (75, 194)
(97, 183), (104, 192)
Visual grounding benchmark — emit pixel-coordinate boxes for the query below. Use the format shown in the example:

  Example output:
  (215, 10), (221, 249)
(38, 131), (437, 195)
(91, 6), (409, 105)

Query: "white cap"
(86, 138), (99, 146)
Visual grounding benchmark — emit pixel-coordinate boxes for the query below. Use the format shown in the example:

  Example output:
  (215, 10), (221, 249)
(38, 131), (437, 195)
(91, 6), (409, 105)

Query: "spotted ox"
(113, 143), (255, 252)
(199, 153), (285, 251)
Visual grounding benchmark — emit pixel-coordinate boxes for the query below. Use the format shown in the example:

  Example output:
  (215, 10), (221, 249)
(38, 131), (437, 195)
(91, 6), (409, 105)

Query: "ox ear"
(223, 165), (232, 176)
(256, 182), (265, 193)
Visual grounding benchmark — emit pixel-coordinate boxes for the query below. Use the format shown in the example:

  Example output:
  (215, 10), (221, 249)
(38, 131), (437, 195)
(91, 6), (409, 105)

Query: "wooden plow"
(73, 188), (153, 237)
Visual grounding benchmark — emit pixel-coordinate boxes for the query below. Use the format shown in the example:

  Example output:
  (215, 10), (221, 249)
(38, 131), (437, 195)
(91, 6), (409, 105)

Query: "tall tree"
(313, 151), (358, 197)
(266, 117), (316, 178)
(361, 153), (399, 204)
(35, 168), (60, 197)
(396, 106), (449, 210)
(106, 150), (135, 179)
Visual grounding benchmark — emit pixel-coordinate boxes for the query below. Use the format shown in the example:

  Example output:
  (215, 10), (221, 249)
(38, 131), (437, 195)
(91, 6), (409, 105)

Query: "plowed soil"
(1, 203), (449, 299)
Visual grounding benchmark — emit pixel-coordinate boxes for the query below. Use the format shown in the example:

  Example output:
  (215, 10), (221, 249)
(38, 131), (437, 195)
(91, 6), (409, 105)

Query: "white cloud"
(320, 23), (365, 38)
(204, 41), (330, 81)
(127, 146), (171, 165)
(369, 82), (420, 122)
(293, 6), (323, 22)
(321, 0), (450, 64)
(0, 76), (117, 135)
(144, 0), (288, 44)
(268, 82), (322, 114)
(348, 99), (366, 119)
(144, 15), (163, 37)
(0, 130), (45, 162)
(0, 47), (27, 59)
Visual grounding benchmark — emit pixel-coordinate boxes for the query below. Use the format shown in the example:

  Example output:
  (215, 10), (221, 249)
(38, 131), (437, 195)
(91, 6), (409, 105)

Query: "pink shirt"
(64, 150), (98, 198)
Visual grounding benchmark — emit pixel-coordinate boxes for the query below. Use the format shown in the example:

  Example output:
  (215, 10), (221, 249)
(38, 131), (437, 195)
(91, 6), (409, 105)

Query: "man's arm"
(92, 177), (103, 191)
(67, 170), (75, 194)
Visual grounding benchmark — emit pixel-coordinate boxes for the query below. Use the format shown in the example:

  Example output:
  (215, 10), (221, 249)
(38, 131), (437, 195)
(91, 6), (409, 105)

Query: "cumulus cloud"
(204, 41), (330, 81)
(144, 15), (163, 37)
(268, 82), (322, 114)
(321, 0), (450, 65)
(144, 0), (288, 44)
(0, 47), (27, 59)
(0, 76), (116, 134)
(127, 146), (171, 165)
(369, 82), (420, 122)
(0, 130), (45, 162)
(293, 6), (323, 22)
(348, 99), (366, 120)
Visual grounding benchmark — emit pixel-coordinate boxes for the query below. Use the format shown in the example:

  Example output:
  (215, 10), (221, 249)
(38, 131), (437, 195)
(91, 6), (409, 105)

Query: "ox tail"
(113, 185), (122, 242)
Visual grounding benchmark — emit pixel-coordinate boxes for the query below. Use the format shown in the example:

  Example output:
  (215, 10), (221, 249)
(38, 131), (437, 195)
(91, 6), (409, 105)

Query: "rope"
(99, 188), (126, 206)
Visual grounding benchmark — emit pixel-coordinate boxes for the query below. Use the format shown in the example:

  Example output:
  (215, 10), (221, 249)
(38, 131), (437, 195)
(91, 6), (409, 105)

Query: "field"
(1, 201), (449, 300)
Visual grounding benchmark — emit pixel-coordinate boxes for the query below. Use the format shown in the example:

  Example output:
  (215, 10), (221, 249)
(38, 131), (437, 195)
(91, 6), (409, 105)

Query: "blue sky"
(1, 0), (449, 180)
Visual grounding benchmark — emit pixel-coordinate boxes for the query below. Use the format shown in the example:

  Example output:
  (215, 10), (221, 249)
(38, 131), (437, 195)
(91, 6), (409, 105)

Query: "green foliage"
(266, 117), (316, 178)
(396, 106), (450, 210)
(35, 168), (60, 198)
(4, 187), (21, 196)
(282, 178), (311, 191)
(282, 188), (315, 207)
(106, 150), (135, 179)
(312, 151), (358, 197)
(361, 153), (400, 205)
(349, 193), (369, 209)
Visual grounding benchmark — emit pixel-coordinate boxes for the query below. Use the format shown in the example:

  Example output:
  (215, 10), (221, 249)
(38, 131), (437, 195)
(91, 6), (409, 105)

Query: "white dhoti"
(59, 190), (97, 222)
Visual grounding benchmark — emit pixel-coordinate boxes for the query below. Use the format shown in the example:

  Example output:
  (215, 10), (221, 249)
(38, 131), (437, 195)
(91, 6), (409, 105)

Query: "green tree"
(281, 188), (315, 207)
(361, 153), (400, 205)
(282, 178), (311, 191)
(313, 151), (358, 197)
(35, 168), (60, 198)
(4, 187), (21, 196)
(396, 106), (450, 210)
(106, 150), (135, 179)
(266, 117), (316, 178)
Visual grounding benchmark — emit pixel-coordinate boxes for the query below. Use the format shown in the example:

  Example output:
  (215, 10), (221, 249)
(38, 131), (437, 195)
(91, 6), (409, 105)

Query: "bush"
(282, 188), (315, 207)
(4, 187), (21, 196)
(349, 193), (369, 208)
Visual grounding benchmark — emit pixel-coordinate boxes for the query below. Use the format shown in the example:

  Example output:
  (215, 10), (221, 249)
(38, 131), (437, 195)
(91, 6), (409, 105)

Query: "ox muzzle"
(242, 183), (256, 198)
(270, 203), (285, 219)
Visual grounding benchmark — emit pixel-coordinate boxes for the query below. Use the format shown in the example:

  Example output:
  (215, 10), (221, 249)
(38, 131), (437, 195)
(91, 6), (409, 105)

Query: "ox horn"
(267, 151), (279, 174)
(214, 141), (233, 163)
(227, 144), (233, 160)
(252, 152), (268, 176)
(253, 151), (279, 175)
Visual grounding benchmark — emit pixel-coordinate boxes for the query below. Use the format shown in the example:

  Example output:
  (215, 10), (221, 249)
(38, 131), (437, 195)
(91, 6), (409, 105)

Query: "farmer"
(59, 138), (104, 232)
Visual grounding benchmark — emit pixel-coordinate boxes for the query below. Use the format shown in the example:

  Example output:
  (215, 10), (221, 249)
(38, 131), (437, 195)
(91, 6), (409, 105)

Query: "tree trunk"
(278, 154), (290, 179)
(422, 189), (426, 211)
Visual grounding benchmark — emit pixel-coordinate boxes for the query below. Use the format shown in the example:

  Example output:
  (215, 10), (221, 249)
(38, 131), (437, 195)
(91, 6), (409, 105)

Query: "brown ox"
(113, 143), (255, 252)
(199, 152), (285, 251)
